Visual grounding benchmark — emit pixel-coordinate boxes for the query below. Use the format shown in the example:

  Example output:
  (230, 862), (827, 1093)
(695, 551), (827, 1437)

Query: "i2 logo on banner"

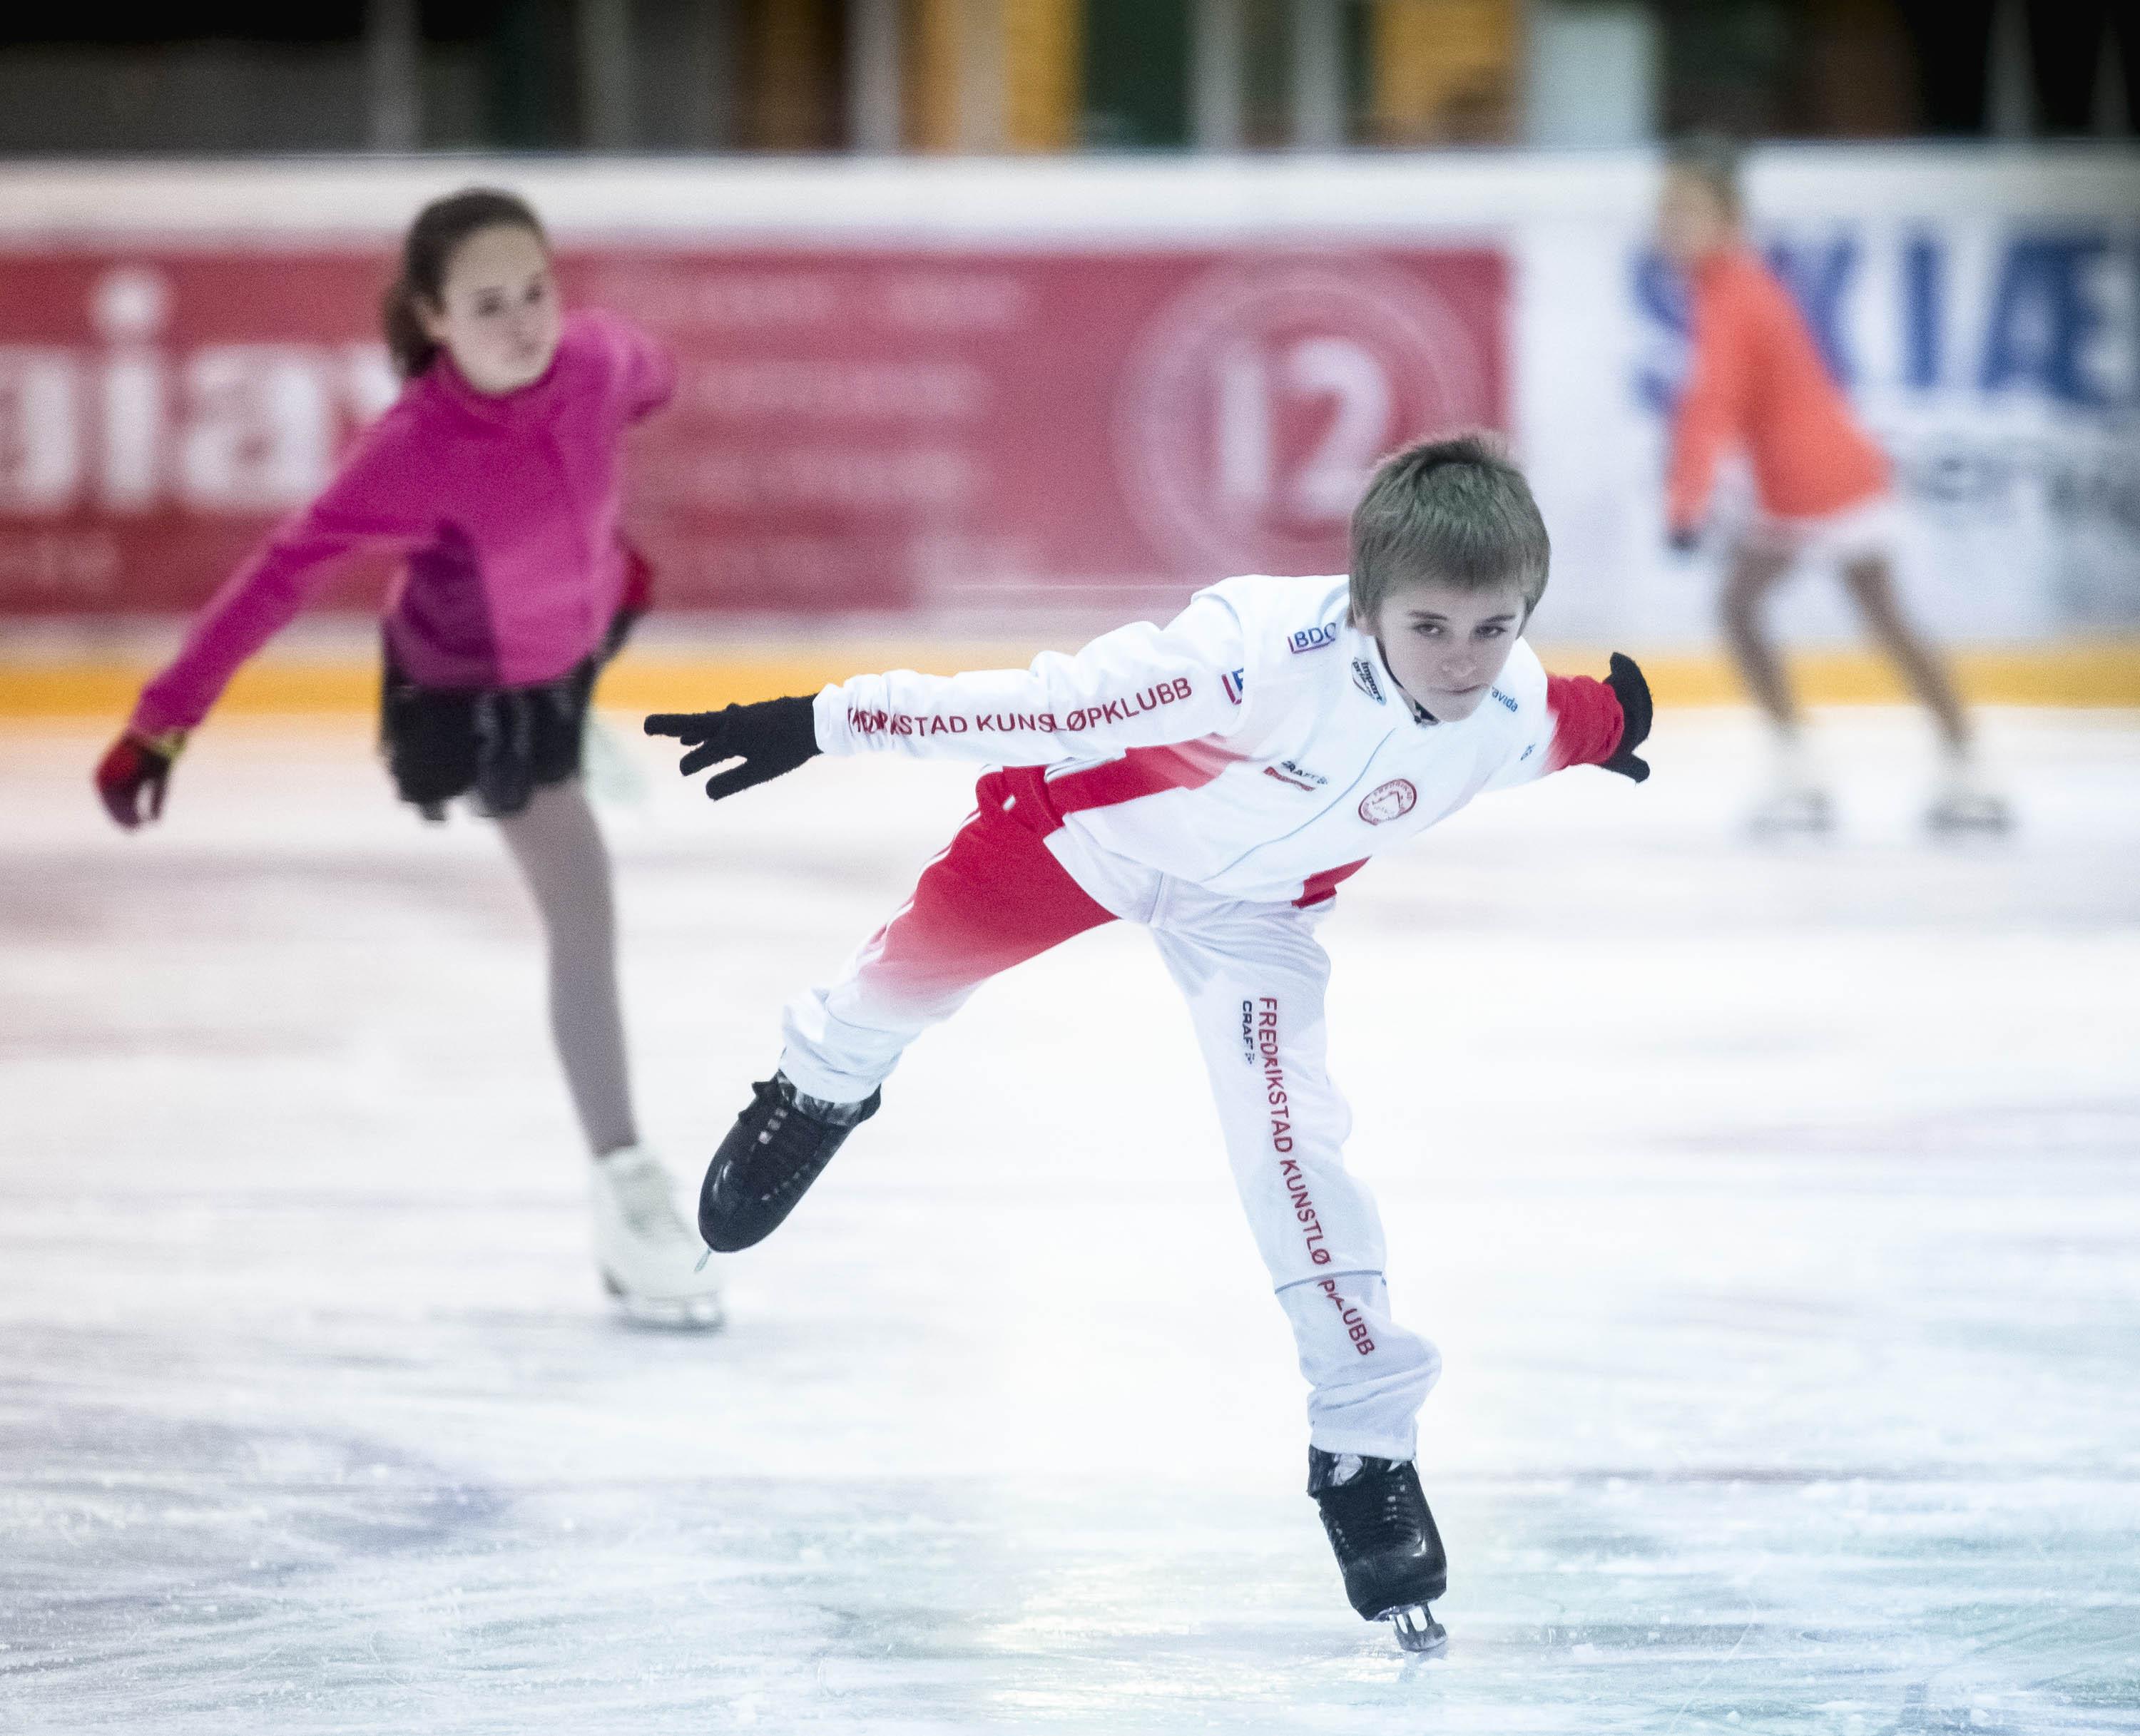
(1114, 255), (1504, 578)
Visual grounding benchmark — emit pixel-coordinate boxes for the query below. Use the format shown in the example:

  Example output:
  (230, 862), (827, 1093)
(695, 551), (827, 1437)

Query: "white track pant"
(778, 770), (1440, 1461)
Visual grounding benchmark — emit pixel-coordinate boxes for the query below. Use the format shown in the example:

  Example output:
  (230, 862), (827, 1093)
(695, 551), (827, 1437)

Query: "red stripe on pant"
(852, 770), (1117, 1013)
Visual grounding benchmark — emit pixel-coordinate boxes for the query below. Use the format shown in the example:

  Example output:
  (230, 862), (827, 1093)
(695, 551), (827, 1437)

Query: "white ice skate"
(1746, 735), (1833, 839)
(591, 1146), (725, 1328)
(1925, 756), (2013, 837)
(1746, 781), (1833, 838)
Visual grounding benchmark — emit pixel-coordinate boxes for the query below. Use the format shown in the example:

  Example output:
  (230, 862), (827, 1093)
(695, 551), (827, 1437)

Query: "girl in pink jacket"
(93, 188), (722, 1327)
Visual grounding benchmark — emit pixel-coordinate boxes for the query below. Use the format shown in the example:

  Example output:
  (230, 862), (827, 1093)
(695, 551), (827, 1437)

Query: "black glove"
(645, 695), (820, 802)
(1600, 652), (1652, 783)
(1667, 524), (1701, 554)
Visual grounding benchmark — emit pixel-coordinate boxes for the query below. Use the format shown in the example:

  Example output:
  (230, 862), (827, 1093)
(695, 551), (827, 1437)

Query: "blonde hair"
(1665, 133), (1744, 220)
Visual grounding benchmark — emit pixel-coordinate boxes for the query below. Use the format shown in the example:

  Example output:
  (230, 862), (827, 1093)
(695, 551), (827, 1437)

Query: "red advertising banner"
(0, 245), (1506, 619)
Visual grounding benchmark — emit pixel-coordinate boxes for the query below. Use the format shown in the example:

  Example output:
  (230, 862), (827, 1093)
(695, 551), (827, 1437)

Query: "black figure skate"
(698, 1073), (880, 1252)
(1308, 1447), (1449, 1655)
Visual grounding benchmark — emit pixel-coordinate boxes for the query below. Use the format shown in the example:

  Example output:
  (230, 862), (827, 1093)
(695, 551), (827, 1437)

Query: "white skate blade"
(1747, 789), (1834, 839)
(1386, 1604), (1447, 1656)
(600, 1270), (725, 1332)
(1927, 795), (2014, 837)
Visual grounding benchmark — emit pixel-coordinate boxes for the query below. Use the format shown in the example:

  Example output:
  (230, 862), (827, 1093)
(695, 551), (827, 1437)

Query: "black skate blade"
(1386, 1604), (1447, 1655)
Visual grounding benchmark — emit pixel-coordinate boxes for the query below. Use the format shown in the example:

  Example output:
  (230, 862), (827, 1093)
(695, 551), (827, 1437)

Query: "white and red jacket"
(812, 574), (1628, 907)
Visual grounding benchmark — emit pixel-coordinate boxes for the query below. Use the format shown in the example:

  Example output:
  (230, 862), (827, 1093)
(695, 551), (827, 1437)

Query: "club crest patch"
(1358, 778), (1417, 824)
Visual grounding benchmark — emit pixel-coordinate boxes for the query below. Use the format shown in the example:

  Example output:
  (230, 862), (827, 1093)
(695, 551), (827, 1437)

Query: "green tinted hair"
(1347, 432), (1550, 621)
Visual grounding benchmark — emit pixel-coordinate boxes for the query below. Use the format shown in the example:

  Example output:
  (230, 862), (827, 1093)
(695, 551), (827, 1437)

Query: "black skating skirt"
(379, 608), (636, 820)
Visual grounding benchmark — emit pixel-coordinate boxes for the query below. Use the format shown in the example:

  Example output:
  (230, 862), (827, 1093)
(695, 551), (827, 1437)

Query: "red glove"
(619, 538), (653, 618)
(95, 730), (184, 829)
(601, 539), (655, 663)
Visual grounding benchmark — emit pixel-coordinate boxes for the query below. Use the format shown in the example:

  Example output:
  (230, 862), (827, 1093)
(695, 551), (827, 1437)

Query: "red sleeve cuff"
(1543, 673), (1626, 772)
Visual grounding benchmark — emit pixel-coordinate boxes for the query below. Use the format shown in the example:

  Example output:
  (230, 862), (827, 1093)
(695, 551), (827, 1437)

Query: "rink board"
(0, 149), (2134, 647)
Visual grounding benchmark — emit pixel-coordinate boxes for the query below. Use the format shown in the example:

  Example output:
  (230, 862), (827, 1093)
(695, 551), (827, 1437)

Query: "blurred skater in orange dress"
(1657, 137), (2009, 836)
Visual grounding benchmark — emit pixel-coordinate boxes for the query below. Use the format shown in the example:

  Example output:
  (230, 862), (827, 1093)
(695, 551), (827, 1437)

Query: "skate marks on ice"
(8, 1428), (2135, 1733)
(3, 712), (2139, 1733)
(1458, 1472), (2140, 1736)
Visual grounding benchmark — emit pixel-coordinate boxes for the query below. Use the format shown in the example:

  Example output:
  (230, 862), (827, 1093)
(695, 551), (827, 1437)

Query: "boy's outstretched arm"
(1493, 652), (1652, 792)
(647, 592), (1250, 802)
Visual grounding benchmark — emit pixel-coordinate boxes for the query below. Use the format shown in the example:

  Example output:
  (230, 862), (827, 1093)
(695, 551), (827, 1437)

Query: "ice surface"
(3, 708), (2138, 1735)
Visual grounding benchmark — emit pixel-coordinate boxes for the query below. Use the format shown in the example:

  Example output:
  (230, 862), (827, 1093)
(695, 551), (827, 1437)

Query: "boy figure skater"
(1657, 136), (2009, 836)
(647, 435), (1651, 1653)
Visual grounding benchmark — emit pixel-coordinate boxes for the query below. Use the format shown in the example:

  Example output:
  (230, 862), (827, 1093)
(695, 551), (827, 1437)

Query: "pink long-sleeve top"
(130, 309), (675, 739)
